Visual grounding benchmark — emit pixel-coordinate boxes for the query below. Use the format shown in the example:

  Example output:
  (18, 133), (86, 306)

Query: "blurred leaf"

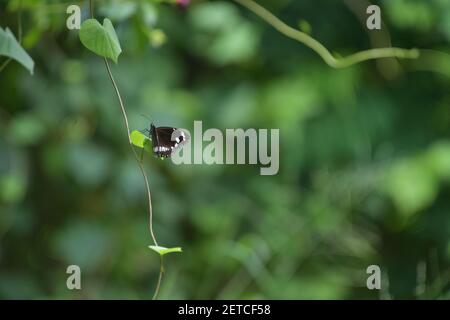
(383, 158), (438, 218)
(140, 2), (158, 27)
(79, 19), (122, 63)
(208, 22), (259, 65)
(189, 2), (260, 65)
(427, 141), (450, 180)
(0, 274), (40, 299)
(99, 0), (137, 21)
(60, 60), (87, 84)
(54, 221), (114, 271)
(0, 174), (26, 204)
(22, 27), (41, 49)
(189, 2), (240, 32)
(149, 29), (166, 48)
(149, 245), (182, 256)
(298, 19), (312, 35)
(0, 27), (34, 74)
(7, 113), (46, 146)
(386, 0), (434, 31)
(66, 143), (112, 187)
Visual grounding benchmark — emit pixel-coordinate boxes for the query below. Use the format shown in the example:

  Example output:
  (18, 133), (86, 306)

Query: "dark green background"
(0, 0), (449, 299)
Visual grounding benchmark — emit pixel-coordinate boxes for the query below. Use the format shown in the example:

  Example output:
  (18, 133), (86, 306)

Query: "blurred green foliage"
(0, 0), (449, 299)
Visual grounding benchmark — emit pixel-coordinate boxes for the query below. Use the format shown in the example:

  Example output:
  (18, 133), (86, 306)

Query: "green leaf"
(130, 130), (149, 148)
(0, 27), (34, 74)
(79, 18), (122, 63)
(148, 245), (183, 256)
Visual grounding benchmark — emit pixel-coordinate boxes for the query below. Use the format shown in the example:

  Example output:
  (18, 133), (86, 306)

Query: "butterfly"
(145, 123), (188, 158)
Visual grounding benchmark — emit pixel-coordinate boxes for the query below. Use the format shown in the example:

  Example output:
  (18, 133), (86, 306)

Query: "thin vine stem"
(102, 58), (158, 247)
(0, 0), (23, 73)
(88, 0), (163, 300)
(152, 256), (164, 300)
(102, 59), (131, 144)
(233, 0), (420, 68)
(89, 0), (93, 18)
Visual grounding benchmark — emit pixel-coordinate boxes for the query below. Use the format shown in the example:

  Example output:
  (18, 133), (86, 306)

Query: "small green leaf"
(0, 27), (34, 74)
(79, 18), (122, 63)
(148, 245), (183, 256)
(130, 130), (149, 148)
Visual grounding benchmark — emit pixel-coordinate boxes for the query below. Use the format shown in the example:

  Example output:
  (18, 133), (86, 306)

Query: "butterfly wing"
(153, 126), (188, 157)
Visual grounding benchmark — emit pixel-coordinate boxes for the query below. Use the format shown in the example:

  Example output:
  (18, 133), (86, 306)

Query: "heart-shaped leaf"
(0, 27), (34, 74)
(149, 245), (183, 256)
(79, 18), (122, 63)
(130, 130), (149, 148)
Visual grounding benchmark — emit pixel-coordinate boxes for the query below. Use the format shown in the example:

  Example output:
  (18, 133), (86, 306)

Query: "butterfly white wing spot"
(154, 146), (172, 152)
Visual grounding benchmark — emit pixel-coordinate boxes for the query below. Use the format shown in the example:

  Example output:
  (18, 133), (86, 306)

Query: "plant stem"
(102, 58), (158, 246)
(233, 0), (420, 68)
(103, 59), (131, 143)
(0, 59), (12, 73)
(152, 256), (164, 300)
(89, 0), (93, 18)
(18, 0), (23, 41)
(88, 0), (162, 299)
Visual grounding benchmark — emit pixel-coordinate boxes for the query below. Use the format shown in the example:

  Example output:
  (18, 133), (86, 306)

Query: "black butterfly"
(145, 123), (188, 158)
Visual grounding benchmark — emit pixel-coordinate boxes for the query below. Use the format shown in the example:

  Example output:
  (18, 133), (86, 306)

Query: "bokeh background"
(1, 0), (450, 299)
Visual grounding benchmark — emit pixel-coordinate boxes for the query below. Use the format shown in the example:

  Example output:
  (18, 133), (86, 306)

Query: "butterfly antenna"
(139, 114), (153, 139)
(140, 114), (153, 124)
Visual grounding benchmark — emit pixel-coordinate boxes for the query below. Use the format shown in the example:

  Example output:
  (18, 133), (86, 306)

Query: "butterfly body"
(149, 123), (187, 158)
